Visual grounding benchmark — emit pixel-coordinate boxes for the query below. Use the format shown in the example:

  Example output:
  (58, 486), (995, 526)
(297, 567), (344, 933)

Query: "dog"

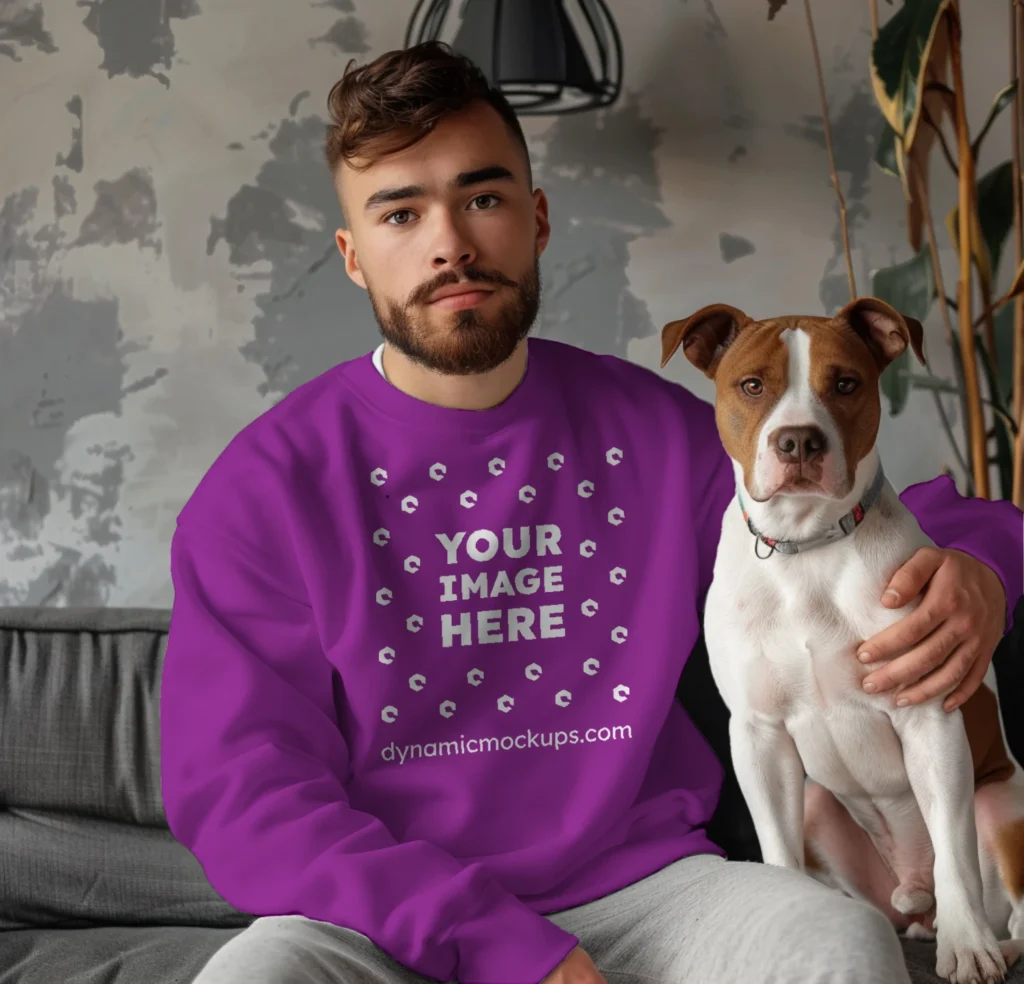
(661, 296), (1024, 983)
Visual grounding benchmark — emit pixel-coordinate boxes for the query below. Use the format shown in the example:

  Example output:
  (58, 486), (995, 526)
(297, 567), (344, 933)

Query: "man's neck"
(379, 340), (529, 411)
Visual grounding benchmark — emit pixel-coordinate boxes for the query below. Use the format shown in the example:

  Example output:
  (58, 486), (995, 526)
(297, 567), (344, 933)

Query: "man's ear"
(835, 296), (926, 369)
(335, 228), (367, 289)
(661, 303), (753, 379)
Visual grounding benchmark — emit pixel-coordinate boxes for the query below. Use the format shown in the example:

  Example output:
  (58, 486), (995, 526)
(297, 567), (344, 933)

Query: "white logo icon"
(497, 695), (515, 713)
(439, 700), (456, 719)
(611, 626), (628, 644)
(381, 705), (398, 723)
(406, 615), (424, 633)
(460, 490), (478, 509)
(547, 452), (564, 471)
(488, 457), (506, 476)
(525, 662), (542, 681)
(606, 447), (623, 466)
(608, 507), (625, 526)
(378, 647), (395, 665)
(372, 528), (390, 547)
(370, 468), (388, 487)
(429, 462), (447, 481)
(409, 674), (426, 692)
(518, 485), (536, 503)
(404, 556), (421, 574)
(577, 480), (595, 498)
(467, 668), (484, 686)
(613, 684), (630, 703)
(375, 588), (393, 606)
(610, 567), (627, 585)
(583, 658), (600, 676)
(581, 599), (599, 617)
(401, 495), (418, 514)
(555, 689), (572, 707)
(580, 540), (597, 558)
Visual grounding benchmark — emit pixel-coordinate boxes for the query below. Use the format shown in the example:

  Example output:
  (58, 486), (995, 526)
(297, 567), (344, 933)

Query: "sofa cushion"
(0, 925), (243, 984)
(0, 808), (253, 931)
(0, 608), (168, 825)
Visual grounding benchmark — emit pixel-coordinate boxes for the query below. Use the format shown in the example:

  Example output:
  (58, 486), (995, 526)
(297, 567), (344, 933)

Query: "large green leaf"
(870, 0), (951, 146)
(972, 81), (1018, 158)
(871, 247), (936, 416)
(994, 302), (1015, 404)
(875, 120), (900, 178)
(946, 161), (1014, 290)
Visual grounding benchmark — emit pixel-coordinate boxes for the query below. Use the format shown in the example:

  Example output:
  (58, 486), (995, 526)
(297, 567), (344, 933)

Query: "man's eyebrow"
(363, 165), (515, 212)
(363, 184), (425, 212)
(453, 165), (515, 188)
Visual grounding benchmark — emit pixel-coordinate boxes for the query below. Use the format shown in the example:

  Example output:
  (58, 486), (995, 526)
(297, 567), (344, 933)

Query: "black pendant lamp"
(405, 0), (623, 115)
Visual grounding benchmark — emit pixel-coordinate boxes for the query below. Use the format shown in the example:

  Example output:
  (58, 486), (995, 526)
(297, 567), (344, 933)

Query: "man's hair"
(323, 41), (532, 183)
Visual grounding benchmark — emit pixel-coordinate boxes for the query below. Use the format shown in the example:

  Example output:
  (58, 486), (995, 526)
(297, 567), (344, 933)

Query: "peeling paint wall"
(1, 1), (1014, 607)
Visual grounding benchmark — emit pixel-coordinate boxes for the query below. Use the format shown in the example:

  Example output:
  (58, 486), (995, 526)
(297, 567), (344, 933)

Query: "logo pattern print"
(369, 447), (631, 729)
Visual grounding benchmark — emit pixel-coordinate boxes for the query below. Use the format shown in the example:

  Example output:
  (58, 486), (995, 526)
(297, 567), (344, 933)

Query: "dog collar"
(736, 463), (886, 558)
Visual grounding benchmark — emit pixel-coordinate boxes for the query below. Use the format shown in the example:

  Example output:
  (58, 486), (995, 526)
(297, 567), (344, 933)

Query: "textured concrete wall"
(0, 1), (1014, 607)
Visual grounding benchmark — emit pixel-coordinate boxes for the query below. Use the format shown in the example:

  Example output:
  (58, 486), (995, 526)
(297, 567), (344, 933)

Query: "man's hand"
(857, 547), (1006, 712)
(541, 946), (607, 984)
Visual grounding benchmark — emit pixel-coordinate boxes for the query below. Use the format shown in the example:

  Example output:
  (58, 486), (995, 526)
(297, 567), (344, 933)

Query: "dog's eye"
(740, 378), (763, 397)
(836, 377), (859, 395)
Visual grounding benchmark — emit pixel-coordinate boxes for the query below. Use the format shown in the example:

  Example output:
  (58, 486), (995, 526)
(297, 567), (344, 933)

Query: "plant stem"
(949, 4), (990, 497)
(869, 0), (878, 38)
(912, 161), (973, 484)
(922, 106), (959, 175)
(805, 0), (856, 301)
(1013, 0), (1024, 504)
(978, 278), (999, 397)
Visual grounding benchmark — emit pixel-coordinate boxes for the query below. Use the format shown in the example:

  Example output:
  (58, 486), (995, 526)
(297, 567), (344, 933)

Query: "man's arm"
(899, 474), (1023, 633)
(853, 476), (1023, 710)
(161, 522), (579, 984)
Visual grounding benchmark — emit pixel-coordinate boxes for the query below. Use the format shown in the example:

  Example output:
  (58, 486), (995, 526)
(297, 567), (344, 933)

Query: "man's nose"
(430, 212), (477, 269)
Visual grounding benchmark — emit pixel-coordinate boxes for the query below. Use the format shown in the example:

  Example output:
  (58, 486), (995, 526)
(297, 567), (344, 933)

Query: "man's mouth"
(427, 287), (495, 310)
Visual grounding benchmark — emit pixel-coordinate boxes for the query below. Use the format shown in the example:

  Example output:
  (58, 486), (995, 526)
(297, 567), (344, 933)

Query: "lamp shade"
(405, 0), (623, 115)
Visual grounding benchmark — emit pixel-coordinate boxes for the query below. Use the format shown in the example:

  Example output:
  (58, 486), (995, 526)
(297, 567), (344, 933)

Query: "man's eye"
(470, 194), (499, 210)
(385, 209), (414, 225)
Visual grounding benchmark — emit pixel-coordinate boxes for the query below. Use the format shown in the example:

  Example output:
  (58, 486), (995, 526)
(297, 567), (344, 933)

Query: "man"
(162, 41), (1023, 984)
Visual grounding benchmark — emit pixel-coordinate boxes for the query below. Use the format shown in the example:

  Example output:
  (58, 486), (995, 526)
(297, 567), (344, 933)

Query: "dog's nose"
(773, 426), (828, 463)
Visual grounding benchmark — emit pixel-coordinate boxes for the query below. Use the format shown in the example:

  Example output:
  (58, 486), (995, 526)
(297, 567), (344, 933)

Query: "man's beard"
(367, 260), (541, 376)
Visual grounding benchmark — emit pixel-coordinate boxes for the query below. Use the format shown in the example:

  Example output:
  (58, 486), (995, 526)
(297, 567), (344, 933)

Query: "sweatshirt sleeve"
(160, 522), (579, 984)
(681, 391), (737, 608)
(899, 475), (1024, 634)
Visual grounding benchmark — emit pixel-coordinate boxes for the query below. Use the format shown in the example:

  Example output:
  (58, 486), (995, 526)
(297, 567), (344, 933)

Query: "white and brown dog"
(662, 296), (1024, 983)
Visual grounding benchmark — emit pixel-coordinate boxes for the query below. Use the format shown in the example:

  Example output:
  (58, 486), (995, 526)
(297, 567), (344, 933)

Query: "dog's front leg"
(730, 713), (805, 869)
(894, 706), (1006, 982)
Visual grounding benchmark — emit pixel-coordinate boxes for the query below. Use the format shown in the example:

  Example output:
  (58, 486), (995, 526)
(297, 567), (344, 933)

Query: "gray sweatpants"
(191, 854), (933, 984)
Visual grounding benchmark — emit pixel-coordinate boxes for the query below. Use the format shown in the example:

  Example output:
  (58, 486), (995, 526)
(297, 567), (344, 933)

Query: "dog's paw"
(999, 940), (1023, 968)
(905, 922), (936, 942)
(936, 922), (1007, 984)
(1009, 906), (1024, 941)
(892, 884), (935, 916)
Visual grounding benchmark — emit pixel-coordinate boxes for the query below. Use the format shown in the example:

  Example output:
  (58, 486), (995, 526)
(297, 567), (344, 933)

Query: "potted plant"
(770, 0), (1024, 504)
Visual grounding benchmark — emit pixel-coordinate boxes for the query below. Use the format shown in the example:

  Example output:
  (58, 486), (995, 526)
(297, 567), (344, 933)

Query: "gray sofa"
(1, 603), (1023, 984)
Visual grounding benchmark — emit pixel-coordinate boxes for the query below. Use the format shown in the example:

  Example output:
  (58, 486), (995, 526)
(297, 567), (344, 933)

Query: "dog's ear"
(661, 303), (753, 378)
(835, 296), (926, 369)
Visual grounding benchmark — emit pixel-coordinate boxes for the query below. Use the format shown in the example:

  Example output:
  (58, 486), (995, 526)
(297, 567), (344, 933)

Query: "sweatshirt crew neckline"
(344, 338), (548, 436)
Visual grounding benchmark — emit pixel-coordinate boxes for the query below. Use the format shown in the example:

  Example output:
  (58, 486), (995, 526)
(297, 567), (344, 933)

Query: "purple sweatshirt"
(161, 338), (1023, 984)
